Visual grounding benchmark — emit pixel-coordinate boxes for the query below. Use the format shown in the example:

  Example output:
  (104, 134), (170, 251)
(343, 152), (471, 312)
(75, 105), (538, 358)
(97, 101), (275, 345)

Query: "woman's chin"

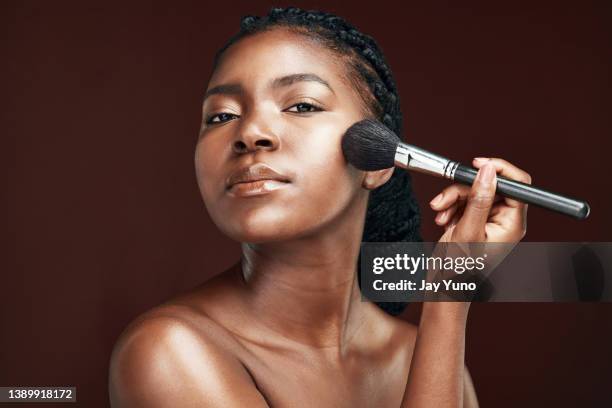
(219, 213), (302, 244)
(229, 228), (299, 245)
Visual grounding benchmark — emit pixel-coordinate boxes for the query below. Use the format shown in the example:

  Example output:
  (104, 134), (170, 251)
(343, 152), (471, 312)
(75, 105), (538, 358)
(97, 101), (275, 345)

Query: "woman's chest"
(237, 344), (411, 408)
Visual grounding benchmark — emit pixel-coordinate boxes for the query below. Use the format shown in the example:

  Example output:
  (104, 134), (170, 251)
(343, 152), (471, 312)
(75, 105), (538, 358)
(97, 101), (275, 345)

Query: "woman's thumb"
(454, 163), (497, 242)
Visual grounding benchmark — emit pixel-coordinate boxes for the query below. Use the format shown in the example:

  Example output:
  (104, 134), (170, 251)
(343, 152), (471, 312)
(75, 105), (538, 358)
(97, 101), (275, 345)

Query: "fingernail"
(430, 193), (443, 206)
(474, 157), (489, 163)
(439, 210), (448, 223)
(479, 163), (496, 185)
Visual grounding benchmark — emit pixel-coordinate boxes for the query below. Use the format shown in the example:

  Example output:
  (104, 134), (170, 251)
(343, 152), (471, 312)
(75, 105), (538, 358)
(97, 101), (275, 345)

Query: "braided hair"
(213, 7), (421, 316)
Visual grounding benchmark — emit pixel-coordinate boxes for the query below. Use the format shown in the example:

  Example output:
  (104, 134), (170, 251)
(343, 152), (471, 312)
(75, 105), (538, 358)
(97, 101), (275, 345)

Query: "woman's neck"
(237, 202), (369, 353)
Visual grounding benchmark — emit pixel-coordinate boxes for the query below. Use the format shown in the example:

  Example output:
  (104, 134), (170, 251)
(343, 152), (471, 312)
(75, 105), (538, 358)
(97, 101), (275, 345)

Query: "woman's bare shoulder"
(108, 268), (267, 407)
(110, 265), (247, 363)
(114, 265), (243, 343)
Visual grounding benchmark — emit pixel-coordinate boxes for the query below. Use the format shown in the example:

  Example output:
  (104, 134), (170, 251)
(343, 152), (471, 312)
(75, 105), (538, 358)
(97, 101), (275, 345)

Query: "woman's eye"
(286, 102), (323, 114)
(206, 112), (238, 125)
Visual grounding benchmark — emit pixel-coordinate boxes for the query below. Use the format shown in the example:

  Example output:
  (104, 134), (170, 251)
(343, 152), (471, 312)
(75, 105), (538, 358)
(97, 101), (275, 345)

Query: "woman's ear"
(362, 167), (394, 190)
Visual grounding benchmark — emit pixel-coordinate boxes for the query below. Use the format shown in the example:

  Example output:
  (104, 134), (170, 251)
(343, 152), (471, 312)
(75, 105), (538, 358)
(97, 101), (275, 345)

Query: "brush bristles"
(341, 119), (401, 171)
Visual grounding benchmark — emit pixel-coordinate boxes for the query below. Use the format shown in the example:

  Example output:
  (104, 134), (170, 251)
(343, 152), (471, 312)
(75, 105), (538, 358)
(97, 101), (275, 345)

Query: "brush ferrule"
(394, 142), (458, 179)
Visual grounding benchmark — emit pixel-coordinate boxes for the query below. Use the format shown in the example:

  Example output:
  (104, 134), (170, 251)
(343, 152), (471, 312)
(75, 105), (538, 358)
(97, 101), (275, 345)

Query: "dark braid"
(213, 7), (421, 316)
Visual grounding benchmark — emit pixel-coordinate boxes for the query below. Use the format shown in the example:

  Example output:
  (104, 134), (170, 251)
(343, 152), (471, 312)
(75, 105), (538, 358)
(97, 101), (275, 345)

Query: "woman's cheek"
(299, 160), (360, 224)
(290, 123), (362, 224)
(194, 139), (225, 199)
(194, 154), (233, 238)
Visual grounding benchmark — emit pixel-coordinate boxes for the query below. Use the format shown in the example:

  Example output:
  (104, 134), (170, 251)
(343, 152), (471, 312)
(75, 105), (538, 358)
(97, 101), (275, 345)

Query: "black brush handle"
(453, 164), (590, 220)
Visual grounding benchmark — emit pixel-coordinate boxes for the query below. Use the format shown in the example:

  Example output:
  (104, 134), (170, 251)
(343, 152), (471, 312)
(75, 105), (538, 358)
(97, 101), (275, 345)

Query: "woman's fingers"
(435, 202), (460, 225)
(473, 157), (531, 183)
(432, 158), (530, 243)
(430, 184), (471, 212)
(473, 157), (529, 239)
(473, 157), (532, 208)
(431, 185), (503, 211)
(453, 163), (497, 242)
(431, 181), (503, 227)
(430, 158), (530, 241)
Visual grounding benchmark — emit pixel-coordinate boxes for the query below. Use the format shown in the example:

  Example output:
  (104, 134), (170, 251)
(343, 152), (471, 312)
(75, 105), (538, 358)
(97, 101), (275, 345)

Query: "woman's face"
(195, 28), (372, 243)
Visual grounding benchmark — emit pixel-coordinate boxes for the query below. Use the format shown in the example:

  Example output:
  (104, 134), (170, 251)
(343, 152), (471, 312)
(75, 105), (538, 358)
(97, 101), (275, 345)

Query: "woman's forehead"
(208, 29), (347, 91)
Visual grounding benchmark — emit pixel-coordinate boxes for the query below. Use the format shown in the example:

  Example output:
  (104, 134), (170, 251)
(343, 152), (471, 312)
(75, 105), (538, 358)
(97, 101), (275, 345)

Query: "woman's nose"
(232, 114), (280, 154)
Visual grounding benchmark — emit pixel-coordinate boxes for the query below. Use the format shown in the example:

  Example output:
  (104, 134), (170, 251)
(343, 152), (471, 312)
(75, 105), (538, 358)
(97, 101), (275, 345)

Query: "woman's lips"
(227, 179), (291, 197)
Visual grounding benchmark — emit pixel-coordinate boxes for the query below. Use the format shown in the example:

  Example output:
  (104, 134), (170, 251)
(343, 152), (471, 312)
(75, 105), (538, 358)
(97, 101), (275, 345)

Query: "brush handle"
(453, 164), (590, 220)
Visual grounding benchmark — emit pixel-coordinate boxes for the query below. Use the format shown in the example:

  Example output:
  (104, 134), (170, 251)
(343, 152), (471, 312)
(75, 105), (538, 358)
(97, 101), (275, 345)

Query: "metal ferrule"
(394, 142), (459, 180)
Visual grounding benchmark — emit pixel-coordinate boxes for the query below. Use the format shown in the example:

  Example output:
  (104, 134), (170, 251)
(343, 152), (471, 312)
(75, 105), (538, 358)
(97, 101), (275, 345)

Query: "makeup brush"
(342, 119), (590, 220)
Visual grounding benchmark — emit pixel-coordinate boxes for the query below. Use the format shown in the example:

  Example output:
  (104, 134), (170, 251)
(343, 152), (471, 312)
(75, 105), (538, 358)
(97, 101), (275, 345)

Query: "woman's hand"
(402, 158), (530, 408)
(430, 157), (531, 243)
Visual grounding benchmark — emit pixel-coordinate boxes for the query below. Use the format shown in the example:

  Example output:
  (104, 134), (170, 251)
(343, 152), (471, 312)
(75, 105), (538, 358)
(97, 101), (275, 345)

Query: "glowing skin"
(195, 30), (371, 244)
(110, 26), (530, 408)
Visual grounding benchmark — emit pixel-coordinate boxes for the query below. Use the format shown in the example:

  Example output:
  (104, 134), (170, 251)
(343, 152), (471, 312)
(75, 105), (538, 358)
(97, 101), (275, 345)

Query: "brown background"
(3, 1), (611, 407)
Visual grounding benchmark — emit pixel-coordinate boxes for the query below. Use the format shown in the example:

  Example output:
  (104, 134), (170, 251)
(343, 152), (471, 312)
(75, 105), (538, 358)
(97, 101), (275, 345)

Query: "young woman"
(109, 7), (530, 407)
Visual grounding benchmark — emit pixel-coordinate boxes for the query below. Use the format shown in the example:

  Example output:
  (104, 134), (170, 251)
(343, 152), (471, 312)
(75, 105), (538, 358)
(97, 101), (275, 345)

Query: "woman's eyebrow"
(203, 73), (334, 102)
(203, 83), (242, 102)
(270, 73), (335, 94)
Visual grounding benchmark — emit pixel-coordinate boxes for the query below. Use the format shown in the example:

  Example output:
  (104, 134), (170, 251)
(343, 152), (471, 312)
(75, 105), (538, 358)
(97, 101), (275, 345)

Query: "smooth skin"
(109, 28), (530, 407)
